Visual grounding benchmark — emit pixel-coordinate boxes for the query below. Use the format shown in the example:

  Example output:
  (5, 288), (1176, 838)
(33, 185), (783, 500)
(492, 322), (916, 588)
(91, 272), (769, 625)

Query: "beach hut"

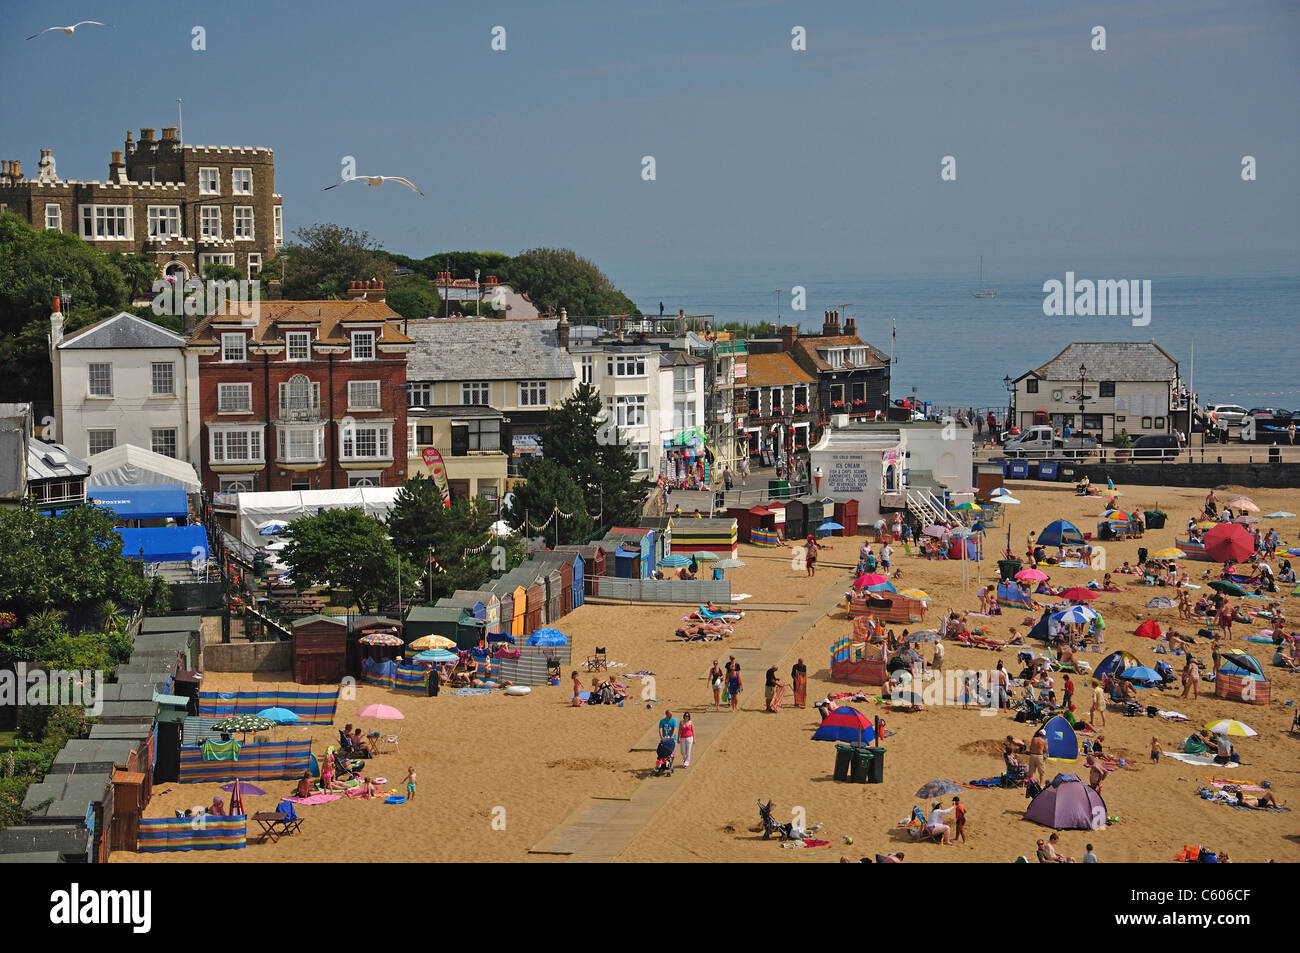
(21, 770), (114, 863)
(668, 517), (739, 557)
(729, 505), (773, 544)
(454, 589), (501, 630)
(784, 496), (812, 540)
(1042, 715), (1079, 762)
(613, 542), (640, 578)
(1025, 777), (1106, 831)
(549, 550), (586, 608)
(89, 723), (156, 809)
(524, 579), (546, 633)
(436, 596), (484, 621)
(292, 615), (348, 684)
(553, 543), (606, 582)
(528, 560), (566, 622)
(404, 606), (465, 647)
(833, 498), (859, 536)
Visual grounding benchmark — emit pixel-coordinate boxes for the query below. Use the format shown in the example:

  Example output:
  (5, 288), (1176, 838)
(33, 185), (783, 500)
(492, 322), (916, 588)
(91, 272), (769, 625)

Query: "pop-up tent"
(1092, 649), (1141, 685)
(1042, 715), (1079, 762)
(1037, 520), (1085, 547)
(1025, 776), (1106, 830)
(87, 444), (201, 492)
(88, 483), (189, 521)
(1219, 653), (1265, 680)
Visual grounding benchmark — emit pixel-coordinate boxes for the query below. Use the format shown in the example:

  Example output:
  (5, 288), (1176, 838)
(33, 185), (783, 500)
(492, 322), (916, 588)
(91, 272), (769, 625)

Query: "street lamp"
(774, 290), (782, 324)
(1002, 375), (1014, 436)
(1078, 364), (1087, 436)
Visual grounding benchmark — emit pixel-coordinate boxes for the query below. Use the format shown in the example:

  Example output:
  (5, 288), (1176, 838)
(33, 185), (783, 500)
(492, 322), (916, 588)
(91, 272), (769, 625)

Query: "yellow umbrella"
(409, 635), (455, 651)
(1193, 521), (1217, 530)
(1150, 548), (1183, 559)
(898, 588), (930, 599)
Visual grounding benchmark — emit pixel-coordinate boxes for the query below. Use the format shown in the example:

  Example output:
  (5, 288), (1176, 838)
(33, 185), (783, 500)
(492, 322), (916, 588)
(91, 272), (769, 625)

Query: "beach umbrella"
(1015, 568), (1048, 582)
(990, 487), (1012, 497)
(898, 588), (930, 599)
(1119, 666), (1160, 684)
(1037, 520), (1085, 547)
(359, 631), (403, 647)
(1205, 719), (1257, 738)
(855, 573), (889, 588)
(1134, 619), (1163, 639)
(1149, 548), (1183, 559)
(922, 525), (948, 538)
(1263, 511), (1295, 519)
(1051, 605), (1097, 625)
(1226, 497), (1259, 513)
(210, 714), (276, 735)
(357, 704), (404, 720)
(907, 629), (941, 642)
(255, 707), (299, 725)
(409, 635), (456, 651)
(414, 649), (458, 663)
(713, 558), (746, 569)
(659, 554), (690, 568)
(1059, 587), (1098, 601)
(811, 706), (875, 744)
(526, 627), (568, 647)
(219, 780), (267, 796)
(1099, 509), (1130, 521)
(1232, 516), (1260, 525)
(951, 502), (982, 512)
(257, 520), (290, 536)
(916, 780), (964, 798)
(1208, 580), (1247, 597)
(1203, 524), (1254, 563)
(995, 496), (1022, 505)
(690, 551), (720, 561)
(1145, 597), (1176, 609)
(817, 520), (844, 535)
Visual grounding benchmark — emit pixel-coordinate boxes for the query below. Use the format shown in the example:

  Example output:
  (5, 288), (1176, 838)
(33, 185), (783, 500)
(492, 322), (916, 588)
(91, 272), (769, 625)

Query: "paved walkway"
(544, 578), (847, 862)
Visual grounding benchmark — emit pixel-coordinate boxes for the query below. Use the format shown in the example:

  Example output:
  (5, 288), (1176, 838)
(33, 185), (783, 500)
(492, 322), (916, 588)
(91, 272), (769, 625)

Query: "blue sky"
(4, 0), (1298, 293)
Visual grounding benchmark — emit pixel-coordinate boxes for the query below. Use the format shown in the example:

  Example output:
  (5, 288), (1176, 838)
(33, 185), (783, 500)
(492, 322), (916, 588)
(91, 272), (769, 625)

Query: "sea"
(623, 273), (1300, 413)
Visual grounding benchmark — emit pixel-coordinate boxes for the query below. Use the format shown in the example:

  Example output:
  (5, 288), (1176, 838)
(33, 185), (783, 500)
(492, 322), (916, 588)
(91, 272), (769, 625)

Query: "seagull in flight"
(322, 175), (424, 196)
(26, 20), (111, 40)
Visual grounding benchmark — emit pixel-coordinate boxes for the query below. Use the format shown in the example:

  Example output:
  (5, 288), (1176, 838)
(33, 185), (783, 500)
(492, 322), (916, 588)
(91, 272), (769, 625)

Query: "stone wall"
(1022, 460), (1300, 489)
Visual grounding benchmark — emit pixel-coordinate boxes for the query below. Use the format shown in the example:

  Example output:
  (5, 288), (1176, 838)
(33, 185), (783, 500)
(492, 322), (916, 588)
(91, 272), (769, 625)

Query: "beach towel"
(285, 793), (342, 805)
(449, 687), (494, 696)
(201, 738), (240, 762)
(1166, 752), (1238, 768)
(967, 777), (1009, 787)
(1058, 560), (1088, 568)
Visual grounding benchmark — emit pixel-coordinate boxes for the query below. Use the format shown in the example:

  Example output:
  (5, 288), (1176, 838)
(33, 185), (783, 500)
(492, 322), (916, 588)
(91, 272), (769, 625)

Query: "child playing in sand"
(1149, 737), (1162, 763)
(405, 766), (417, 800)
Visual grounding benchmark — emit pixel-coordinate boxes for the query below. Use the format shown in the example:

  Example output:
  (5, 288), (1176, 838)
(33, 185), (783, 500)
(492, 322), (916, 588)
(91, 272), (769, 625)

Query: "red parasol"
(1203, 523), (1255, 563)
(1059, 587), (1098, 601)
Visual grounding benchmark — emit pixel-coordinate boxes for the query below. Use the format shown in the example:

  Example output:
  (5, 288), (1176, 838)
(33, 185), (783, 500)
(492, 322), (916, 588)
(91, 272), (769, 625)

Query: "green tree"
(274, 223), (390, 299)
(506, 247), (638, 317)
(280, 508), (408, 612)
(503, 459), (594, 545)
(385, 274), (443, 321)
(201, 262), (246, 283)
(537, 383), (647, 528)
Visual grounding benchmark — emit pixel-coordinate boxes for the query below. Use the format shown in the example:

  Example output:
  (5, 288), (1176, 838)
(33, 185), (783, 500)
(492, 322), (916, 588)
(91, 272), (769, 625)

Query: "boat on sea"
(973, 256), (996, 298)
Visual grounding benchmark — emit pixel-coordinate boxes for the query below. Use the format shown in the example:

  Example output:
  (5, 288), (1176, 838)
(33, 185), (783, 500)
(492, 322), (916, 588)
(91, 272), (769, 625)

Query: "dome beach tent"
(1037, 520), (1085, 547)
(1025, 776), (1107, 830)
(1092, 649), (1141, 685)
(1042, 715), (1079, 762)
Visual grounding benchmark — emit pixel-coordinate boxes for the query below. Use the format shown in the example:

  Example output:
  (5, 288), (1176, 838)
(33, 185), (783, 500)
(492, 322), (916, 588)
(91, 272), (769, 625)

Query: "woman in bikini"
(709, 660), (725, 710)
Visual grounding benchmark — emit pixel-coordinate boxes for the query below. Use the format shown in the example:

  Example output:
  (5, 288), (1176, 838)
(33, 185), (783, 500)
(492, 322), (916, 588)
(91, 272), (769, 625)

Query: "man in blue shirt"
(658, 709), (678, 739)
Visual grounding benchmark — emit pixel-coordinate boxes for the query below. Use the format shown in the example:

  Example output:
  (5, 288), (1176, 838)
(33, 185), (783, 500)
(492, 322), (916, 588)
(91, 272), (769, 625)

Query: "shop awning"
(88, 484), (190, 521)
(116, 526), (209, 564)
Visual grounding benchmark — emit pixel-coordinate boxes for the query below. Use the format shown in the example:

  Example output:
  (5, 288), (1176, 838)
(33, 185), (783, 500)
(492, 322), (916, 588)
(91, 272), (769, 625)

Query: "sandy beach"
(116, 481), (1300, 863)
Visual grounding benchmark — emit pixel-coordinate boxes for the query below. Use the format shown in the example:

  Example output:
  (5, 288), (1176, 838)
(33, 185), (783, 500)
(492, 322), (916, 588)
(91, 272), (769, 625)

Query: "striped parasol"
(359, 631), (404, 646)
(409, 635), (456, 650)
(210, 714), (276, 734)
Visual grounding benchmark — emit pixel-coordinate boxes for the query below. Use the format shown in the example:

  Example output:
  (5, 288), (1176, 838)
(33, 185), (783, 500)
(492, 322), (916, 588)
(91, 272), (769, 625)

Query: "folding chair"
(585, 647), (608, 671)
(383, 727), (402, 753)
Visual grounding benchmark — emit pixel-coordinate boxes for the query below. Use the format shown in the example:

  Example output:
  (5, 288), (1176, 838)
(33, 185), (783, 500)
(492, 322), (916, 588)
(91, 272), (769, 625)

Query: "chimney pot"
(140, 128), (155, 142)
(53, 296), (61, 314)
(11, 160), (20, 177)
(162, 126), (178, 140)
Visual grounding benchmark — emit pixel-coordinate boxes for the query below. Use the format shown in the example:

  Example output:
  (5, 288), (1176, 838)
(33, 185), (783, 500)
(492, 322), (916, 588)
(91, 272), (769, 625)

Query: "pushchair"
(757, 799), (794, 841)
(1155, 660), (1178, 689)
(654, 736), (676, 776)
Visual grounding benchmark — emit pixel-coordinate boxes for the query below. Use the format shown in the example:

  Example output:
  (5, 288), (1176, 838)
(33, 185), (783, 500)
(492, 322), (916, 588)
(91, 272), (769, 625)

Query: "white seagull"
(322, 175), (424, 196)
(26, 20), (111, 40)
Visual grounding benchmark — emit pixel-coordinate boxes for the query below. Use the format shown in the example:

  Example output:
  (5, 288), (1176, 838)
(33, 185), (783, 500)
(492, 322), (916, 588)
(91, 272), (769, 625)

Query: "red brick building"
(188, 281), (411, 495)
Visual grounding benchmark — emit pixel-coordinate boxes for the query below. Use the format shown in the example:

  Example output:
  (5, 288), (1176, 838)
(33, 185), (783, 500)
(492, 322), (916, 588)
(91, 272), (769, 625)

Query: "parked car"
(1130, 434), (1181, 459)
(1205, 404), (1249, 429)
(1002, 425), (1099, 458)
(1243, 407), (1294, 443)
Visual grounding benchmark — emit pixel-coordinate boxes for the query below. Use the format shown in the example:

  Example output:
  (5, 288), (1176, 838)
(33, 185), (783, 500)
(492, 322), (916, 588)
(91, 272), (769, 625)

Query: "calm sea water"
(624, 274), (1300, 411)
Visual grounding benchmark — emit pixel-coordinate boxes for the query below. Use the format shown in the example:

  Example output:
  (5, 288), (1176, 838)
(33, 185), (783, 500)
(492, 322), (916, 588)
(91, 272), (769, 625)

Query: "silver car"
(1206, 404), (1248, 429)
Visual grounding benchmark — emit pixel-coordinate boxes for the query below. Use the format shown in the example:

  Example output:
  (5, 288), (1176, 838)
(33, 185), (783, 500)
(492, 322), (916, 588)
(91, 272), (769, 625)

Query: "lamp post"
(1078, 364), (1087, 436)
(1002, 375), (1014, 439)
(774, 289), (781, 325)
(475, 268), (480, 317)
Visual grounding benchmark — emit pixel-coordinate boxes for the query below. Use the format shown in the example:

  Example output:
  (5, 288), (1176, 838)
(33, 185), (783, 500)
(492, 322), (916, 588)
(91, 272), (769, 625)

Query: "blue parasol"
(526, 627), (568, 647)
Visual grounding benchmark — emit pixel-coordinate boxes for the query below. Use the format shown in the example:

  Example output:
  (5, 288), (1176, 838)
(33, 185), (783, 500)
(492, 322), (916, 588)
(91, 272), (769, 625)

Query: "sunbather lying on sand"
(1233, 789), (1285, 810)
(676, 622), (731, 640)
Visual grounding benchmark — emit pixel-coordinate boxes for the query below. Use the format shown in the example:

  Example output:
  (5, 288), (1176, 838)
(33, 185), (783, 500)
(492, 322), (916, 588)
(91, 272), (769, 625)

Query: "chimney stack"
(109, 150), (126, 183)
(781, 324), (797, 354)
(162, 127), (178, 141)
(822, 310), (840, 336)
(844, 315), (856, 336)
(10, 160), (21, 179)
(267, 280), (283, 300)
(556, 307), (570, 349)
(50, 297), (65, 358)
(139, 128), (155, 142)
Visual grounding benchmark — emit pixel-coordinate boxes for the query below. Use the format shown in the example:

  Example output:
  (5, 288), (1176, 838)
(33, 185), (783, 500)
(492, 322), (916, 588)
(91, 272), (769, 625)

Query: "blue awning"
(88, 484), (189, 521)
(116, 526), (209, 564)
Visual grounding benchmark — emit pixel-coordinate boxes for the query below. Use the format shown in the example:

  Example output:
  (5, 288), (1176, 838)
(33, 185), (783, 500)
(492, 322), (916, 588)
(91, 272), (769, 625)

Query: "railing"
(277, 401), (321, 421)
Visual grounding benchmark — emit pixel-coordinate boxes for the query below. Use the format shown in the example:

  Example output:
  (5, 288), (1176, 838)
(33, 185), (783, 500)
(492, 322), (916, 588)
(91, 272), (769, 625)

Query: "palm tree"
(100, 599), (123, 634)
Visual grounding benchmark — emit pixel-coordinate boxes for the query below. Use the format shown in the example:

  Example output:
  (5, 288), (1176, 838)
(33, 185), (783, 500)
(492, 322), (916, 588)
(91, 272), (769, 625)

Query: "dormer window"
(823, 348), (845, 369)
(351, 331), (375, 361)
(286, 331), (311, 361)
(850, 347), (867, 366)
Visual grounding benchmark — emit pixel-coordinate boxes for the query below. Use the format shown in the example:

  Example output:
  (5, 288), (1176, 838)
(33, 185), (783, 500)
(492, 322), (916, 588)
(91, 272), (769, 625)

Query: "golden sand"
(116, 481), (1300, 863)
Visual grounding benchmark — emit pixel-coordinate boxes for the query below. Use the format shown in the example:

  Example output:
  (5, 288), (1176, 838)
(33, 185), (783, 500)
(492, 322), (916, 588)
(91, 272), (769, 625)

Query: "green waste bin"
(1144, 511), (1166, 530)
(834, 744), (854, 782)
(998, 559), (1021, 582)
(768, 479), (790, 500)
(850, 743), (873, 784)
(865, 746), (886, 783)
(1137, 547), (1148, 566)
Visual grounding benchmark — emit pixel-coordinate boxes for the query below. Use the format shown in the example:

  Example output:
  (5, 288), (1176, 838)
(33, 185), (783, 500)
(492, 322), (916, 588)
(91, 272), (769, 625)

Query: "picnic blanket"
(449, 687), (494, 696)
(285, 793), (342, 805)
(1166, 752), (1238, 768)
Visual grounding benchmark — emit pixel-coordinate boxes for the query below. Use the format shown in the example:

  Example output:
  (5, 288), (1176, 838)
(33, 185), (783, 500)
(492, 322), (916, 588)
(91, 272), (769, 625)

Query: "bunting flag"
(463, 533), (496, 557)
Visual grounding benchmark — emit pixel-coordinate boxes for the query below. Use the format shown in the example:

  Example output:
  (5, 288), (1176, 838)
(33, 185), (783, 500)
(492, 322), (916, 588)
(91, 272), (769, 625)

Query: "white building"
(658, 350), (707, 481)
(49, 305), (200, 466)
(569, 325), (660, 476)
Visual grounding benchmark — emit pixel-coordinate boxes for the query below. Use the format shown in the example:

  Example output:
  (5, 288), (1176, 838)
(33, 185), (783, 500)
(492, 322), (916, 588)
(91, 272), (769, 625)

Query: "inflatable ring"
(372, 777), (387, 784)
(504, 685), (531, 696)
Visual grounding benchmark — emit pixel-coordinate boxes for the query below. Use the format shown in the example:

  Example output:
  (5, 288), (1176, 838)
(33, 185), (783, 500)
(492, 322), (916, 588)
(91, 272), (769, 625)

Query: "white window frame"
(407, 383), (432, 407)
(607, 354), (647, 377)
(348, 475), (380, 488)
(79, 204), (132, 240)
(615, 395), (646, 427)
(348, 380), (382, 410)
(273, 205), (283, 247)
(221, 333), (247, 363)
(232, 168), (253, 195)
(147, 205), (181, 239)
(580, 356), (594, 384)
(150, 361), (175, 397)
(88, 362), (113, 397)
(151, 428), (178, 458)
(217, 382), (253, 413)
(277, 424), (325, 463)
(673, 366), (696, 393)
(87, 429), (116, 455)
(219, 476), (255, 493)
(340, 422), (392, 461)
(199, 167), (220, 195)
(45, 203), (62, 231)
(200, 206), (221, 240)
(351, 331), (376, 361)
(233, 206), (254, 240)
(210, 427), (264, 464)
(247, 252), (262, 276)
(279, 375), (321, 418)
(285, 331), (311, 362)
(850, 347), (867, 366)
(518, 380), (549, 407)
(199, 252), (235, 272)
(460, 381), (490, 405)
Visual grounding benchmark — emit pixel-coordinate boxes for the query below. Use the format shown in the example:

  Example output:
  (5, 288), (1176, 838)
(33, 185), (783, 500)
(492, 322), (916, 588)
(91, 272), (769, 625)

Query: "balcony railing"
(278, 400), (322, 422)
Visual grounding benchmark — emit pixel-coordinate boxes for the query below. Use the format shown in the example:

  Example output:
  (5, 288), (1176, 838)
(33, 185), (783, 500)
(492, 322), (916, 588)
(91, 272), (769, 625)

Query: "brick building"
(188, 281), (411, 496)
(0, 126), (283, 280)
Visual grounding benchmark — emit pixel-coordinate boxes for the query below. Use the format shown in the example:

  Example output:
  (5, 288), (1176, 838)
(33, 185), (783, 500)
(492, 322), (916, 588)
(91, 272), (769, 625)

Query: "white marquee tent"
(236, 487), (402, 545)
(87, 444), (201, 493)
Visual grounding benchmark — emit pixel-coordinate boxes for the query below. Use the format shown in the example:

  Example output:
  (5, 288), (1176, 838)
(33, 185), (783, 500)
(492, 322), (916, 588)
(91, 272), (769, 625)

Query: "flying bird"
(26, 20), (111, 40)
(322, 175), (424, 196)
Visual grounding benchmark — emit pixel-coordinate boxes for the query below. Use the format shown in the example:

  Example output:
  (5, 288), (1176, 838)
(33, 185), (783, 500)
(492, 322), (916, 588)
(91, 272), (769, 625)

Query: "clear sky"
(3, 0), (1298, 291)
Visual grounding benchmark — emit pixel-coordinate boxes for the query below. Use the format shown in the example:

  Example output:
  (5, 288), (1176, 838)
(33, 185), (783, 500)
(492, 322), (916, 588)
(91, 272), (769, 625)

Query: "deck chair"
(1043, 647), (1077, 673)
(585, 647), (608, 671)
(905, 805), (944, 844)
(382, 727), (402, 754)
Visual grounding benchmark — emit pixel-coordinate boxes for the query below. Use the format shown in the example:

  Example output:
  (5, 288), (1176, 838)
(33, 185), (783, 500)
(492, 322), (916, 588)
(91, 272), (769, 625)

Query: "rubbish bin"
(1144, 511), (1167, 530)
(1137, 547), (1148, 566)
(1269, 446), (1281, 464)
(866, 747), (886, 783)
(768, 479), (790, 500)
(998, 559), (1021, 582)
(849, 744), (873, 784)
(834, 744), (854, 782)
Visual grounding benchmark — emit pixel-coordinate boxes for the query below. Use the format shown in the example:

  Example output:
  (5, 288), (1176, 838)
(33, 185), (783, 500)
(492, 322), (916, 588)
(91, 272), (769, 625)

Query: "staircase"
(242, 602), (293, 641)
(906, 487), (948, 527)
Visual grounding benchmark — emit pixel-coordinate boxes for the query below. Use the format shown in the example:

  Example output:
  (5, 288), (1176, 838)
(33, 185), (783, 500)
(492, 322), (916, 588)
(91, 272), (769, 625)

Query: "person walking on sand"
(791, 657), (807, 708)
(404, 766), (417, 801)
(1090, 680), (1106, 727)
(1181, 657), (1201, 699)
(1027, 730), (1048, 785)
(727, 663), (743, 712)
(951, 796), (967, 843)
(709, 659), (725, 710)
(805, 534), (819, 577)
(678, 712), (695, 767)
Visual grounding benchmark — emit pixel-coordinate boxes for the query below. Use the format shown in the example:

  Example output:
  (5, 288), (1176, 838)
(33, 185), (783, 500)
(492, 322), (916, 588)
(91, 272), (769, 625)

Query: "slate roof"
(744, 352), (816, 388)
(22, 770), (112, 820)
(140, 615), (203, 635)
(404, 318), (576, 382)
(188, 299), (412, 347)
(794, 334), (888, 372)
(659, 350), (703, 368)
(0, 826), (91, 859)
(27, 438), (90, 481)
(49, 740), (138, 772)
(1028, 342), (1178, 383)
(58, 312), (188, 350)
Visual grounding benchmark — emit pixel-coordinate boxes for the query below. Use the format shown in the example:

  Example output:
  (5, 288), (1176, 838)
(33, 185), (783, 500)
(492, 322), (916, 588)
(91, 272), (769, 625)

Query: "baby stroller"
(654, 736), (676, 776)
(1155, 660), (1178, 689)
(757, 799), (794, 841)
